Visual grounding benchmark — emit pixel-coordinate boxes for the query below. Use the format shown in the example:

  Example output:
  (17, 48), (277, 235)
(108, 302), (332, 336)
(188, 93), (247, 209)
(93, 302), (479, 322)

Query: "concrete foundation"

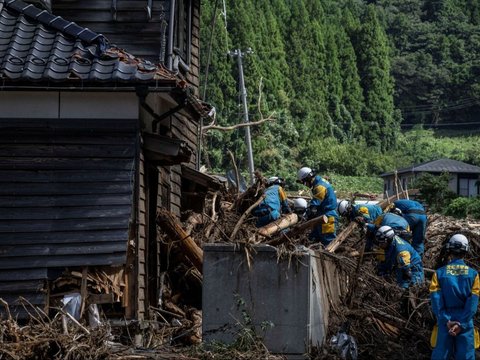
(202, 244), (328, 357)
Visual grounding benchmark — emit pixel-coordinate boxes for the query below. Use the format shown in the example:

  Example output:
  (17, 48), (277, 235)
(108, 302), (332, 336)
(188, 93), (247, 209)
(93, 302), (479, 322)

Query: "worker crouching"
(253, 176), (291, 228)
(374, 225), (424, 289)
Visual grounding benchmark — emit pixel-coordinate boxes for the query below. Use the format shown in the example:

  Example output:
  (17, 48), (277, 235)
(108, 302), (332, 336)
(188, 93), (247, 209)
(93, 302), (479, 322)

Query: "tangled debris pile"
(316, 214), (480, 360)
(1, 175), (480, 360)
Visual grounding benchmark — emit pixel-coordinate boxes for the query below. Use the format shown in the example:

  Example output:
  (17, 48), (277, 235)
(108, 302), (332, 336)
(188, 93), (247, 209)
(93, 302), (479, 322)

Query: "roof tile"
(0, 0), (177, 85)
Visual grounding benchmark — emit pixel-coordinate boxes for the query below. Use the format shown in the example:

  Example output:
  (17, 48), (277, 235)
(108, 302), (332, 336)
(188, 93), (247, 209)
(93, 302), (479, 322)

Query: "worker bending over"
(337, 200), (383, 224)
(374, 226), (424, 289)
(297, 167), (338, 246)
(391, 199), (428, 257)
(365, 212), (411, 251)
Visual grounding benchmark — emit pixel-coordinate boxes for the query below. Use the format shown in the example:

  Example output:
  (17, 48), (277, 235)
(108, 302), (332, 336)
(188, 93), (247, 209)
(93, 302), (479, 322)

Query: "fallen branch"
(202, 114), (276, 132)
(60, 309), (91, 335)
(228, 149), (241, 198)
(230, 195), (265, 240)
(325, 222), (359, 253)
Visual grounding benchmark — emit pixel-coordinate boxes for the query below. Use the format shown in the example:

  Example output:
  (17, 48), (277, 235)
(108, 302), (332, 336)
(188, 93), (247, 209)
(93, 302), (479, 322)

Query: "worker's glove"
(447, 321), (462, 336)
(377, 264), (388, 277)
(395, 230), (412, 241)
(354, 216), (366, 225)
(402, 268), (412, 281)
(253, 207), (269, 217)
(306, 205), (318, 220)
(282, 205), (292, 214)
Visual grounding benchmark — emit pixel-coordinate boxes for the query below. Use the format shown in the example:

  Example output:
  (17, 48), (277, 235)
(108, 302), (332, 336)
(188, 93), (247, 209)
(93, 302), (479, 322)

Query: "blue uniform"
(394, 199), (428, 257)
(430, 259), (480, 360)
(366, 213), (410, 251)
(350, 203), (383, 223)
(253, 185), (290, 227)
(377, 236), (424, 289)
(308, 175), (338, 246)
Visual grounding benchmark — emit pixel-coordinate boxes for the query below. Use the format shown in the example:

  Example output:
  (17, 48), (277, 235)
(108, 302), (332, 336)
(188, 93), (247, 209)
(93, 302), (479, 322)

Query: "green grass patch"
(327, 174), (383, 198)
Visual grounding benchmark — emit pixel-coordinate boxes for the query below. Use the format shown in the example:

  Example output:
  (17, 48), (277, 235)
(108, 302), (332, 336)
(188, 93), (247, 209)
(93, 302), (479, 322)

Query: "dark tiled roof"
(0, 0), (176, 84)
(380, 158), (480, 177)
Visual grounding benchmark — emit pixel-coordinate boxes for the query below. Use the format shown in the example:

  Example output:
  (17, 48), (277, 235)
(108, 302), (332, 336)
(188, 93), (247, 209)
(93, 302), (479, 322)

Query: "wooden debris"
(326, 222), (359, 253)
(230, 194), (265, 240)
(257, 213), (298, 237)
(157, 209), (203, 274)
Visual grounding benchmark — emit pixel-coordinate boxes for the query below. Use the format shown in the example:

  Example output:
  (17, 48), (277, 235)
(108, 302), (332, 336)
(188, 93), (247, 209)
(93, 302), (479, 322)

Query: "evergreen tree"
(354, 5), (397, 151)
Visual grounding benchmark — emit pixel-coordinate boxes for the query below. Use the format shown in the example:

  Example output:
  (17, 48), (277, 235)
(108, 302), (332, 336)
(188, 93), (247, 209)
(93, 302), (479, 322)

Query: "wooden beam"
(157, 209), (203, 274)
(257, 213), (298, 237)
(266, 215), (327, 246)
(326, 222), (358, 253)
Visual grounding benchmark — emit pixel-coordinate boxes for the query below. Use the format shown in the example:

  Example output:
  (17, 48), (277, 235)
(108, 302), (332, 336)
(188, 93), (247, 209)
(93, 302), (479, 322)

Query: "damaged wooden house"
(0, 0), (220, 321)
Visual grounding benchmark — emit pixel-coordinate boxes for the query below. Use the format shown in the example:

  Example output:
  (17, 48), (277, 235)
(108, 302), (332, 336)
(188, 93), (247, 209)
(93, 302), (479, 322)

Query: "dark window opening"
(173, 0), (192, 72)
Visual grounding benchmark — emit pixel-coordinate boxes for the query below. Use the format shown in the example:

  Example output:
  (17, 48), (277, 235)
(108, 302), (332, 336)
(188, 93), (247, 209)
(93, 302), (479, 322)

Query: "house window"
(173, 0), (192, 72)
(459, 178), (478, 197)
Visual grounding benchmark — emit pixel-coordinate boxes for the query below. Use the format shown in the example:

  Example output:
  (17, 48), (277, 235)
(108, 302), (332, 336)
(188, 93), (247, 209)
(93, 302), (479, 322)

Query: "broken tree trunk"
(157, 209), (203, 274)
(266, 215), (328, 246)
(257, 213), (299, 237)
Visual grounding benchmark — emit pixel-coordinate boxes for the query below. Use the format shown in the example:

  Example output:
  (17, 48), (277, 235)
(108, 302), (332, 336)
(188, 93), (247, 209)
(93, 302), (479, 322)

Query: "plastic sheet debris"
(62, 292), (82, 320)
(329, 322), (358, 360)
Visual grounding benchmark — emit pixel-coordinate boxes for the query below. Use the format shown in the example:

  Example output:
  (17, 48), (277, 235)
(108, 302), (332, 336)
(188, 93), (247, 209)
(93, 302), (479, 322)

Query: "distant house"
(0, 0), (220, 321)
(380, 158), (480, 198)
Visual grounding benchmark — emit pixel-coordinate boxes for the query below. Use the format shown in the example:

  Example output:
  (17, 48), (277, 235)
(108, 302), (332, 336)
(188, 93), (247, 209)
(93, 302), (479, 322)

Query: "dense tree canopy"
(200, 0), (480, 182)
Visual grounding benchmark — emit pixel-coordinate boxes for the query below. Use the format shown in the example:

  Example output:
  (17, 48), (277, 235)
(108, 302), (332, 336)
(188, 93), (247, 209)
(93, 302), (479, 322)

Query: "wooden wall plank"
(0, 206), (132, 221)
(0, 229), (129, 245)
(0, 242), (126, 257)
(0, 194), (132, 208)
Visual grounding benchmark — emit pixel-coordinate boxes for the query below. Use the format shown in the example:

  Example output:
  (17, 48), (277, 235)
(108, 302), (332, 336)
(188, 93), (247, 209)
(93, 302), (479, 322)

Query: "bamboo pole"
(325, 222), (358, 253)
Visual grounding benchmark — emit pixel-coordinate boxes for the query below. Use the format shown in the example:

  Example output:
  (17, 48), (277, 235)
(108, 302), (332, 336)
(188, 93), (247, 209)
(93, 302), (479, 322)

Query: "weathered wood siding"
(136, 151), (147, 320)
(52, 0), (170, 63)
(187, 0), (200, 94)
(0, 116), (138, 316)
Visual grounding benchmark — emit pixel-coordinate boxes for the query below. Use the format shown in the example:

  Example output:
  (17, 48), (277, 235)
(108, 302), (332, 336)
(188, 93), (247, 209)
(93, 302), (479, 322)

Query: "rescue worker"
(292, 198), (308, 220)
(430, 234), (479, 360)
(297, 167), (337, 246)
(391, 199), (428, 257)
(252, 176), (290, 228)
(337, 200), (383, 224)
(366, 212), (411, 251)
(374, 225), (424, 289)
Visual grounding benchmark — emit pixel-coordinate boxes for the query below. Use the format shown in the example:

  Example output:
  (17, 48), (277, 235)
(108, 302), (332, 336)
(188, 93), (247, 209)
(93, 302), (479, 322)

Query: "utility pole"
(229, 48), (255, 185)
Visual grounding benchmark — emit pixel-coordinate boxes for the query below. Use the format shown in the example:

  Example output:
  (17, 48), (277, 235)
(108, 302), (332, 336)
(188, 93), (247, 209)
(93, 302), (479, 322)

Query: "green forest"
(199, 0), (480, 189)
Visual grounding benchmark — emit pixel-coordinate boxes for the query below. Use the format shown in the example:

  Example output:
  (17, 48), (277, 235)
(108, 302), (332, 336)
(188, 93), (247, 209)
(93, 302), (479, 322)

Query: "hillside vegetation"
(199, 0), (480, 185)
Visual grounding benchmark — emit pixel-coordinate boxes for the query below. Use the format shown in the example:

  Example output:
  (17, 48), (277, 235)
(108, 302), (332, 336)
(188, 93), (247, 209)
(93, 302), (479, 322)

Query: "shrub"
(466, 198), (480, 219)
(412, 172), (457, 213)
(444, 197), (471, 218)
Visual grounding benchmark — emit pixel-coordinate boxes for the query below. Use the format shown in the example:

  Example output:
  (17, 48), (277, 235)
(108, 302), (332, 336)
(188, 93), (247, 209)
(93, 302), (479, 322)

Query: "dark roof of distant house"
(0, 0), (176, 85)
(380, 158), (480, 177)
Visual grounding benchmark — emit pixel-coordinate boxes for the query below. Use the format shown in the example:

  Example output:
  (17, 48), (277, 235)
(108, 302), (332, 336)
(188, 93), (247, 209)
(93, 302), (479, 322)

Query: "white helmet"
(446, 234), (469, 253)
(375, 225), (395, 244)
(297, 167), (313, 182)
(293, 198), (308, 212)
(337, 200), (350, 216)
(391, 207), (403, 216)
(267, 176), (283, 186)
